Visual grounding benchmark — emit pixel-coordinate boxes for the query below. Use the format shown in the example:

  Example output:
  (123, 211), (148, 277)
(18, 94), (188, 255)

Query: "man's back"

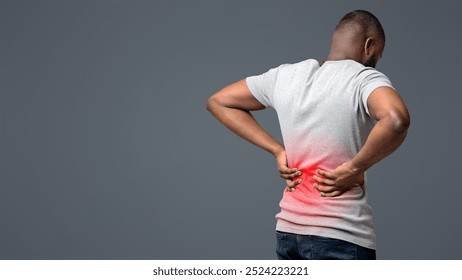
(246, 59), (394, 249)
(207, 10), (409, 259)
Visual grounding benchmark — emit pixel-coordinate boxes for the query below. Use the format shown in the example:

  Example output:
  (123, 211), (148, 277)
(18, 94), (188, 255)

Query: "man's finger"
(286, 179), (302, 188)
(285, 179), (302, 192)
(313, 175), (335, 186)
(320, 190), (344, 197)
(280, 170), (302, 179)
(317, 169), (336, 179)
(279, 165), (299, 174)
(313, 183), (336, 193)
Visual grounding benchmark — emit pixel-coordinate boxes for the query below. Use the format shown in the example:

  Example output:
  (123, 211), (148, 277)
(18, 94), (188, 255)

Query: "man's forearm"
(349, 115), (409, 173)
(206, 79), (300, 187)
(207, 101), (284, 156)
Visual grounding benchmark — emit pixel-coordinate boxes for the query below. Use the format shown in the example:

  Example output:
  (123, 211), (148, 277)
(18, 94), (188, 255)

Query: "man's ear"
(364, 37), (375, 56)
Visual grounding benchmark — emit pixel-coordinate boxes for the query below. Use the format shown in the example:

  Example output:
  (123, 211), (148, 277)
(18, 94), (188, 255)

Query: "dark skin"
(206, 27), (410, 197)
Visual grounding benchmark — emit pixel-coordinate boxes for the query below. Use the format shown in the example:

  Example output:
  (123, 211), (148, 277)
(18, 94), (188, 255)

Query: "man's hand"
(313, 162), (364, 197)
(274, 149), (302, 192)
(312, 87), (410, 198)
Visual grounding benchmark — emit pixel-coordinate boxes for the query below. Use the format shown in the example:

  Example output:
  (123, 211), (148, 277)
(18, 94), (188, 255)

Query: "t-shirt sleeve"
(359, 68), (394, 116)
(245, 65), (284, 108)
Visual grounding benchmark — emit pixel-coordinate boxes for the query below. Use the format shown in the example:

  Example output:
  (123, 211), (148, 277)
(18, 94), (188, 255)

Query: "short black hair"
(336, 10), (385, 43)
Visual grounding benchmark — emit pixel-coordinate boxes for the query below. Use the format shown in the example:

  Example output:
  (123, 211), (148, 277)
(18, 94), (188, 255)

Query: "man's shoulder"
(282, 58), (320, 68)
(345, 60), (387, 76)
(274, 58), (320, 75)
(323, 60), (390, 81)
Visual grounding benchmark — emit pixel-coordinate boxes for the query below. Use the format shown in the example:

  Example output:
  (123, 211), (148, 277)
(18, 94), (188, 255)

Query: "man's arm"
(314, 86), (410, 197)
(206, 79), (302, 191)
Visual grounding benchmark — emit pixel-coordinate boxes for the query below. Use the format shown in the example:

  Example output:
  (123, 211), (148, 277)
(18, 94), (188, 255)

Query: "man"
(206, 10), (410, 260)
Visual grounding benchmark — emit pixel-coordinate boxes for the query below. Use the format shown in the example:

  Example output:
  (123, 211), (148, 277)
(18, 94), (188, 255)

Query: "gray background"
(1, 0), (461, 259)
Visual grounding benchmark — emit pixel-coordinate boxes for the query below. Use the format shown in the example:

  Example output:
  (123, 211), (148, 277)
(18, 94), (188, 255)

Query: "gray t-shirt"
(246, 59), (394, 249)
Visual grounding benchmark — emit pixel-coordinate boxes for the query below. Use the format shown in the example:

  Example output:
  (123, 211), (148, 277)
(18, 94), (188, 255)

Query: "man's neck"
(326, 51), (360, 63)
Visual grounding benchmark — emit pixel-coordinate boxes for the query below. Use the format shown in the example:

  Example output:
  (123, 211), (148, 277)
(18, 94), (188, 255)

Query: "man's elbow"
(206, 96), (215, 112)
(389, 111), (410, 133)
(206, 95), (221, 114)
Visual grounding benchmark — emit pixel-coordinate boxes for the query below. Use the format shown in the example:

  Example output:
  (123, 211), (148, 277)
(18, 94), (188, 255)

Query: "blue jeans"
(276, 231), (376, 260)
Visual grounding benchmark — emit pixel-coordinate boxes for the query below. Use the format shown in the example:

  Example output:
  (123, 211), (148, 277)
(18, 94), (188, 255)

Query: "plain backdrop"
(1, 0), (461, 259)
